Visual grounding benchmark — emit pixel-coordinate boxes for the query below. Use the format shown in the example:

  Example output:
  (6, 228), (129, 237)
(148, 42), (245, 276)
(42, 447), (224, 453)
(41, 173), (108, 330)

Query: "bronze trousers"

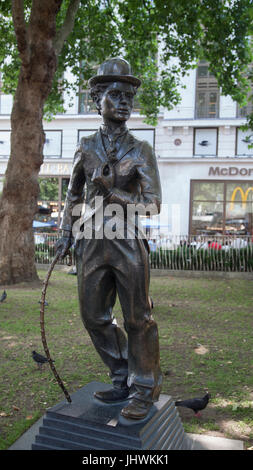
(75, 237), (162, 403)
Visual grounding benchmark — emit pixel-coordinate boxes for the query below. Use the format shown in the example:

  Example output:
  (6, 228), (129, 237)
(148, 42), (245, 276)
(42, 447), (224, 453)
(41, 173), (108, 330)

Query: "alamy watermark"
(69, 196), (181, 240)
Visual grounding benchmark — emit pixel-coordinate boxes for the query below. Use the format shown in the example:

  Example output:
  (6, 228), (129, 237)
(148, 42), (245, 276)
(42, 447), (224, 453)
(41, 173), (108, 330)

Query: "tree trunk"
(0, 0), (62, 285)
(0, 76), (44, 284)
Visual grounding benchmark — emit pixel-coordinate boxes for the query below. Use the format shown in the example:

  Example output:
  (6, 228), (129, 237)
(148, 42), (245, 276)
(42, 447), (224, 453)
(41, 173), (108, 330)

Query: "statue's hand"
(54, 236), (72, 259)
(91, 163), (114, 195)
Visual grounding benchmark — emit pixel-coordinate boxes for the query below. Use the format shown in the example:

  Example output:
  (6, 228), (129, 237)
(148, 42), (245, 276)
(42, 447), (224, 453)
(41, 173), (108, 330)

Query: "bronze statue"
(56, 58), (162, 420)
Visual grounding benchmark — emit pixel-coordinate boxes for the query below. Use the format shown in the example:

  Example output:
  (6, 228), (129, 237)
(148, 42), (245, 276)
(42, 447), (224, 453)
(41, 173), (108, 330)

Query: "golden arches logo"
(229, 186), (253, 210)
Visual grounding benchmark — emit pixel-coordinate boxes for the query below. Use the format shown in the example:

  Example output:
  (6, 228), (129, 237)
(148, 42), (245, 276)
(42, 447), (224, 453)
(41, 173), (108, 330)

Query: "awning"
(33, 220), (53, 228)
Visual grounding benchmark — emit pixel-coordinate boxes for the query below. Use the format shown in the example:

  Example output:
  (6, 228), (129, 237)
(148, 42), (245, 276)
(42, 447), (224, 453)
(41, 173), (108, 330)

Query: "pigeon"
(38, 299), (49, 307)
(0, 290), (7, 302)
(32, 350), (54, 369)
(175, 392), (210, 417)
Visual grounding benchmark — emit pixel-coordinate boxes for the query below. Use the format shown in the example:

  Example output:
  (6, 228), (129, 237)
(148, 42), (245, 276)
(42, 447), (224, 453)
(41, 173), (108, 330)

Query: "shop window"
(194, 128), (218, 156)
(195, 62), (219, 118)
(36, 177), (60, 230)
(226, 182), (253, 204)
(192, 182), (224, 202)
(190, 180), (253, 236)
(236, 128), (253, 156)
(192, 200), (224, 235)
(226, 182), (253, 235)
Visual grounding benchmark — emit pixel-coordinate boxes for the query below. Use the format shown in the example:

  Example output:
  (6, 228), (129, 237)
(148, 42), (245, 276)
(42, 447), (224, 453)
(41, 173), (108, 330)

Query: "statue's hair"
(89, 83), (110, 115)
(89, 82), (137, 115)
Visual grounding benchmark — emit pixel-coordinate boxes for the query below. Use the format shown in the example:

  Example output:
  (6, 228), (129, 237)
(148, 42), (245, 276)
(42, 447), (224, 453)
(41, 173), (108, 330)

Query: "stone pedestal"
(32, 381), (192, 450)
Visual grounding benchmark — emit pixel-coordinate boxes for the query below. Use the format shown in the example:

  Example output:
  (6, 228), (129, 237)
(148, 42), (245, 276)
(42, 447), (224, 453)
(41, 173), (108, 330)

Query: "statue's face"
(100, 81), (135, 123)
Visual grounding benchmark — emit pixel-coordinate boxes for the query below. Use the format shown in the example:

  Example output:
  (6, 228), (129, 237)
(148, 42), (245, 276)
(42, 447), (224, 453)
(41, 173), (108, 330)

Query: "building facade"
(0, 62), (252, 237)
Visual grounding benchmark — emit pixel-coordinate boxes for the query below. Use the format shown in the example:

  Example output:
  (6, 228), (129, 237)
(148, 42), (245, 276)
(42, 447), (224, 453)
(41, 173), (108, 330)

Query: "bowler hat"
(88, 57), (141, 88)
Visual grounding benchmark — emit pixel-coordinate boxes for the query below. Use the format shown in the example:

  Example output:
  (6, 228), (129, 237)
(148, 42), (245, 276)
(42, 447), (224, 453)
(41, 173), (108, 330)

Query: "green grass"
(0, 270), (252, 449)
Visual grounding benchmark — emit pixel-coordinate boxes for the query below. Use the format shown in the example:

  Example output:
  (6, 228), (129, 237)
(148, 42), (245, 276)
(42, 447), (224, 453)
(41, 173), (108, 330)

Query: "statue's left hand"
(54, 236), (72, 259)
(91, 163), (114, 195)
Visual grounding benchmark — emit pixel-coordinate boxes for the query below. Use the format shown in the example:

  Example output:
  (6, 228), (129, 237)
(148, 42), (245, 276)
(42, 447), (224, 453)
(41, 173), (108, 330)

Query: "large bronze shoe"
(94, 388), (129, 403)
(120, 398), (152, 420)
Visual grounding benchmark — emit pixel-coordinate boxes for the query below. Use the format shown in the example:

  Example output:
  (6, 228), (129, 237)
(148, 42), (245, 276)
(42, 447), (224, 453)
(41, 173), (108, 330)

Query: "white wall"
(155, 124), (194, 158)
(220, 95), (237, 118)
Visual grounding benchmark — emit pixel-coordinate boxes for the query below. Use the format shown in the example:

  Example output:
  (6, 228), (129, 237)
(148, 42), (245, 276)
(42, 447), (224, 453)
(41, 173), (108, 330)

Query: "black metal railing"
(35, 233), (253, 272)
(149, 235), (253, 272)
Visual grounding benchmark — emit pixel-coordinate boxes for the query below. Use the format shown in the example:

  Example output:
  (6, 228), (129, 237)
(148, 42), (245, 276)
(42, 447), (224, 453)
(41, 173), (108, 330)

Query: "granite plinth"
(32, 381), (191, 450)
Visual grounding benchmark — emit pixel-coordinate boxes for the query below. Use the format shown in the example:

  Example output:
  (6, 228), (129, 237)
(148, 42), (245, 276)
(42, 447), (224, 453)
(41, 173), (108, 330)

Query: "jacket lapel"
(94, 128), (139, 167)
(113, 131), (137, 167)
(94, 129), (108, 165)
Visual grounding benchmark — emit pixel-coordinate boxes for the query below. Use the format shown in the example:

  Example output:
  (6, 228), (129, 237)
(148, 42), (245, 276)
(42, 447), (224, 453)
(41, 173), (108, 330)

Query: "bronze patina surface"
(56, 58), (162, 419)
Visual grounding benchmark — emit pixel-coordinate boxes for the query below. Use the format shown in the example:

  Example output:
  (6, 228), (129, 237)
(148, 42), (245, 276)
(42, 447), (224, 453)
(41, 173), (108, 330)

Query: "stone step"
(31, 382), (190, 450)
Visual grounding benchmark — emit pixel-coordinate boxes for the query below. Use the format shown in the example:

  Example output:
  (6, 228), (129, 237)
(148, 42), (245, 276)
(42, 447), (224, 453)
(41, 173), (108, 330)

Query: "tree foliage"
(0, 0), (252, 125)
(39, 178), (59, 202)
(0, 0), (252, 286)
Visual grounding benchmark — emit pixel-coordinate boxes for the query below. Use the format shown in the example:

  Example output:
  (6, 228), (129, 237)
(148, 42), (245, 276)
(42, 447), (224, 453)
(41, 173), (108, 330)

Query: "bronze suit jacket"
(60, 128), (162, 236)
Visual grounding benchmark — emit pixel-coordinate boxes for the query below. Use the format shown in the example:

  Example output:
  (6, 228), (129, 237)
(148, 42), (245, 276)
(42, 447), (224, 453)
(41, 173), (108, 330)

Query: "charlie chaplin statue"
(56, 58), (162, 420)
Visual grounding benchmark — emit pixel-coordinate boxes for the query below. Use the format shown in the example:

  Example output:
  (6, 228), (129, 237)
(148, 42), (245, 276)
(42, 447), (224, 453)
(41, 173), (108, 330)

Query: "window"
(79, 90), (97, 114)
(78, 129), (97, 142)
(237, 98), (253, 118)
(195, 62), (219, 118)
(0, 130), (11, 157)
(130, 129), (155, 149)
(78, 61), (98, 115)
(190, 180), (253, 236)
(194, 128), (218, 156)
(43, 131), (62, 158)
(0, 74), (13, 114)
(236, 128), (253, 156)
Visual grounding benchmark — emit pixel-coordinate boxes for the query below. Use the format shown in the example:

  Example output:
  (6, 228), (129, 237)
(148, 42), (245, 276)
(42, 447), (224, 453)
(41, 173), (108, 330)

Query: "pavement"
(8, 417), (244, 451)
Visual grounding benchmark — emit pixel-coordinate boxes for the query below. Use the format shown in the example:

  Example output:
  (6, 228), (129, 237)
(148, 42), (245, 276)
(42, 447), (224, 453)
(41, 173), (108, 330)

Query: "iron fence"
(34, 233), (253, 272)
(34, 232), (73, 266)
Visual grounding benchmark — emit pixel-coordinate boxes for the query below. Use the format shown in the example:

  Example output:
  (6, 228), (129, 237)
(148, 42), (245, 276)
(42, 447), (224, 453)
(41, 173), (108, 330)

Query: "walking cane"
(39, 250), (73, 403)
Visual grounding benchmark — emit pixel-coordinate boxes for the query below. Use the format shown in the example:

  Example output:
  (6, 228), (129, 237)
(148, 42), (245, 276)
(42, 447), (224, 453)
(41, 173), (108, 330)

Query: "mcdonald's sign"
(229, 186), (253, 210)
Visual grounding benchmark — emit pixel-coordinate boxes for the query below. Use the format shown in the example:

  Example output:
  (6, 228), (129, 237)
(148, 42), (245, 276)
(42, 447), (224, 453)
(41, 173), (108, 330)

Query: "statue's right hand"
(54, 236), (72, 259)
